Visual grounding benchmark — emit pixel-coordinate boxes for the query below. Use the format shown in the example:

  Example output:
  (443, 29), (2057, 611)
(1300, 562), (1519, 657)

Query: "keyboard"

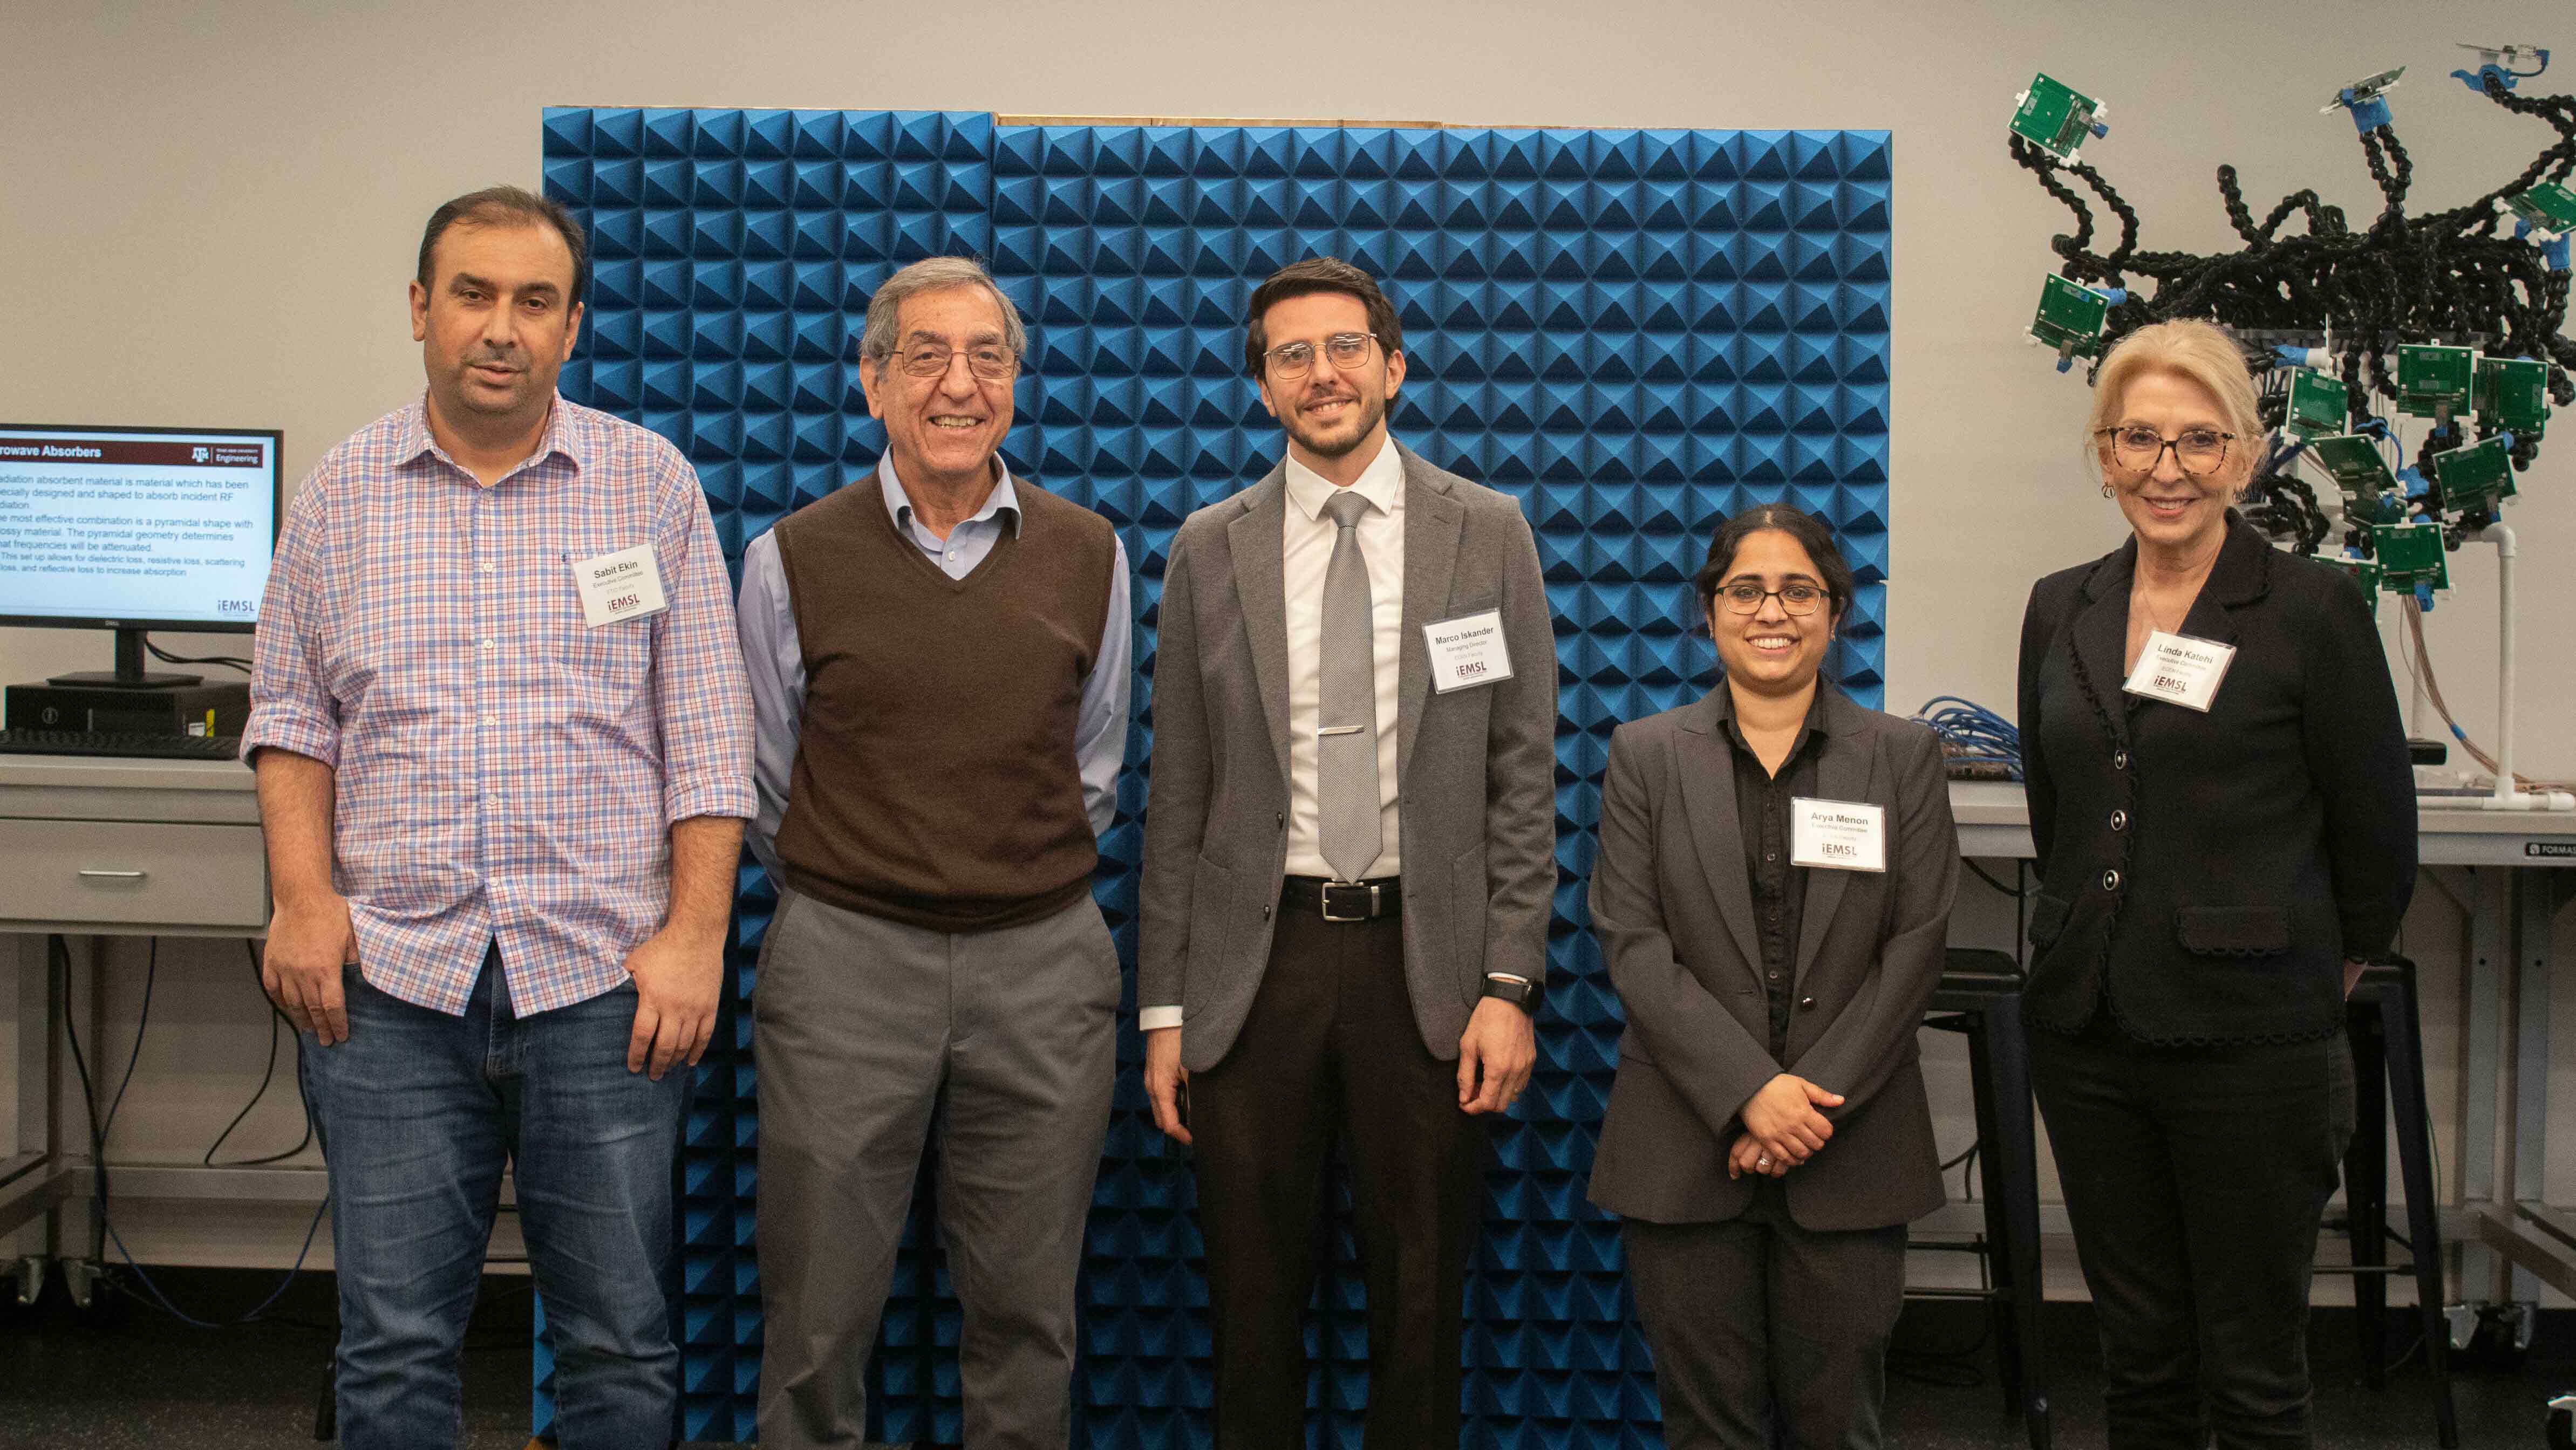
(0, 728), (244, 761)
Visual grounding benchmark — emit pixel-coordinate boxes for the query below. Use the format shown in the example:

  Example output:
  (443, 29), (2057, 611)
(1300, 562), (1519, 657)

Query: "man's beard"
(1285, 388), (1385, 459)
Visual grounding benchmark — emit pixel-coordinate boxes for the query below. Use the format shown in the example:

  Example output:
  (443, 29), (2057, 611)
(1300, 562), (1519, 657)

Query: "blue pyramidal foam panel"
(536, 106), (1892, 1446)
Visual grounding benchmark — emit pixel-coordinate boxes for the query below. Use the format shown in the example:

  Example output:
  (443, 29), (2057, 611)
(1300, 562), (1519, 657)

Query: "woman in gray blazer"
(1588, 504), (1959, 1450)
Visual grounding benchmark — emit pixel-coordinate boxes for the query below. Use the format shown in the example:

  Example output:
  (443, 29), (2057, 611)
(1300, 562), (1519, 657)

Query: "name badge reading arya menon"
(2121, 630), (2237, 712)
(1791, 798), (1888, 873)
(572, 544), (669, 628)
(1424, 608), (1514, 693)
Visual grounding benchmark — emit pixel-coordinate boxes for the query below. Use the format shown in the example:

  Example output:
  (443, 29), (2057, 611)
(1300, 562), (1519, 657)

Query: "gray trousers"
(752, 887), (1120, 1450)
(1623, 1181), (1909, 1450)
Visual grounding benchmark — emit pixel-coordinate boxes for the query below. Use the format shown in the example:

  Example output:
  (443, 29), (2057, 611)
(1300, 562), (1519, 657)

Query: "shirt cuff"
(1137, 1005), (1183, 1031)
(664, 777), (757, 826)
(241, 709), (340, 769)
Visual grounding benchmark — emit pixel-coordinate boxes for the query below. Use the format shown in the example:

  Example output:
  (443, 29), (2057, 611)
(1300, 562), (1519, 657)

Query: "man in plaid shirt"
(242, 186), (752, 1449)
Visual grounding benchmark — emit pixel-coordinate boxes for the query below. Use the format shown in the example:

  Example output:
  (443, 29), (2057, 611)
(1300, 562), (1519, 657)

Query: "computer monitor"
(0, 423), (283, 688)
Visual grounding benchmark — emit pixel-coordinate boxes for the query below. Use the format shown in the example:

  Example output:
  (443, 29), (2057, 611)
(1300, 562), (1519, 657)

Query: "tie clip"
(1317, 725), (1365, 736)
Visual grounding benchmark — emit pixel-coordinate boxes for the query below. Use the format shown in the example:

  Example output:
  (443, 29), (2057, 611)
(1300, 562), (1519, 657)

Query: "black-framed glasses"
(897, 343), (1019, 381)
(2097, 425), (2235, 477)
(1715, 581), (1828, 616)
(1265, 332), (1378, 379)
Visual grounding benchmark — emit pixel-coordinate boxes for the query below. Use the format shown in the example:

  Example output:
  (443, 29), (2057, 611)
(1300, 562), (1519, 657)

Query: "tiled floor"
(2, 1268), (2566, 1447)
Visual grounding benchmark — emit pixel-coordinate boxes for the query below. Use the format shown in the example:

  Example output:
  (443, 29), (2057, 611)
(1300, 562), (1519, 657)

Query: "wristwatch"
(1481, 972), (1544, 1015)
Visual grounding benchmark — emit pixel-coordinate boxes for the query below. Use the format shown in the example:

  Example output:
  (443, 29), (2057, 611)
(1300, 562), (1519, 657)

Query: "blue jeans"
(301, 947), (687, 1450)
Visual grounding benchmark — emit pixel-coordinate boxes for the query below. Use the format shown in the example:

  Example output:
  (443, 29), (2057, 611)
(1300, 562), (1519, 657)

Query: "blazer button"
(2112, 749), (2130, 770)
(2110, 809), (2128, 831)
(1799, 996), (1816, 1009)
(1260, 904), (1272, 920)
(1276, 812), (1286, 829)
(2102, 868), (2121, 891)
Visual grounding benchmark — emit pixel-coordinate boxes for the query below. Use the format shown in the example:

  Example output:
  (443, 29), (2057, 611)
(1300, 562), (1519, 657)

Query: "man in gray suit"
(1137, 257), (1559, 1448)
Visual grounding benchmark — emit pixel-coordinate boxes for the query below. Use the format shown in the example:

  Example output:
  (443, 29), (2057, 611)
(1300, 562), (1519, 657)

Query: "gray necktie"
(1317, 489), (1383, 882)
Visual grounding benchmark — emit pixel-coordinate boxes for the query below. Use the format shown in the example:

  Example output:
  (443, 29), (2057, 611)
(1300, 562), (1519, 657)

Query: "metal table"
(0, 753), (291, 1309)
(1950, 779), (2576, 1325)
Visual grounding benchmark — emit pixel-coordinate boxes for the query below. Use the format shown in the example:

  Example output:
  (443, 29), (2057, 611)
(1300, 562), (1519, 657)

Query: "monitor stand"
(46, 628), (204, 689)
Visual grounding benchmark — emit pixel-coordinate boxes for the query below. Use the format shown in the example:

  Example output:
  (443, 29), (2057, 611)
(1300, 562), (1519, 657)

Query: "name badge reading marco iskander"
(573, 544), (668, 628)
(2122, 630), (2237, 713)
(1425, 608), (1514, 693)
(1791, 798), (1888, 873)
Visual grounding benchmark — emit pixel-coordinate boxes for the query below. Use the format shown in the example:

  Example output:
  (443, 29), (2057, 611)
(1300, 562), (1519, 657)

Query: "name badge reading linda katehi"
(1791, 798), (1888, 873)
(572, 544), (668, 627)
(2121, 630), (2236, 713)
(1424, 608), (1514, 693)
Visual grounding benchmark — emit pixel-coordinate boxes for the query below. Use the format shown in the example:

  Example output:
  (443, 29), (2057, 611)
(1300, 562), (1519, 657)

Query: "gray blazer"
(1139, 443), (1559, 1073)
(1585, 687), (1958, 1232)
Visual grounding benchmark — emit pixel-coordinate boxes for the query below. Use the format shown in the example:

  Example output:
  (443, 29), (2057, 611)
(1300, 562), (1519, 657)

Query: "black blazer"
(1586, 686), (1959, 1232)
(2015, 516), (2416, 1043)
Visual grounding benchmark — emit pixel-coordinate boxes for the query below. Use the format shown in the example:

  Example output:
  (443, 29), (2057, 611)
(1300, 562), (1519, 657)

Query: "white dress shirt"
(1139, 437), (1410, 1034)
(1281, 435), (1407, 880)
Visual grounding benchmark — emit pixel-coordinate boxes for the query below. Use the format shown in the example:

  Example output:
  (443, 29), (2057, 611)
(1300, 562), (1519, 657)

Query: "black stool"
(2331, 957), (2457, 1449)
(1918, 947), (2049, 1450)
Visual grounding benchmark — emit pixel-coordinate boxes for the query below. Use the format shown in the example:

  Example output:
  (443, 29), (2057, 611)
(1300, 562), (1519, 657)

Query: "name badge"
(1424, 608), (1513, 693)
(571, 544), (668, 627)
(1791, 798), (1887, 873)
(2121, 630), (2236, 712)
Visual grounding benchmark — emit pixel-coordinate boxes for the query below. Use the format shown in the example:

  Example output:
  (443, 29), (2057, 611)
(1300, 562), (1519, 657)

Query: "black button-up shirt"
(1713, 686), (1830, 1062)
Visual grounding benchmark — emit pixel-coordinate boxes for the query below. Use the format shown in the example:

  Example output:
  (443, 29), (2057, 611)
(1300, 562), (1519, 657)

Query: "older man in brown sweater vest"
(735, 256), (1132, 1450)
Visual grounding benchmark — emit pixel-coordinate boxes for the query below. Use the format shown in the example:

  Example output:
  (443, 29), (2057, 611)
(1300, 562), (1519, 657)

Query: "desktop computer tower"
(4, 680), (250, 736)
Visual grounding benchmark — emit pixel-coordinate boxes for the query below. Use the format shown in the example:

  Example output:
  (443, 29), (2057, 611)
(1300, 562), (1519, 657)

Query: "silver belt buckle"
(1320, 880), (1377, 922)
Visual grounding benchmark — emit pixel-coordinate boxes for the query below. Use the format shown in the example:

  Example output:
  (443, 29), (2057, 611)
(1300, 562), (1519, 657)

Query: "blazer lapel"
(1792, 690), (1884, 981)
(2176, 513), (2273, 649)
(1225, 467), (1294, 778)
(1395, 445), (1465, 779)
(2067, 541), (2136, 742)
(1674, 693), (1767, 988)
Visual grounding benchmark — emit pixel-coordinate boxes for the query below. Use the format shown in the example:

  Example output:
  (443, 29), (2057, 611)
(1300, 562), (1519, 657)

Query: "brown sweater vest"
(771, 474), (1115, 932)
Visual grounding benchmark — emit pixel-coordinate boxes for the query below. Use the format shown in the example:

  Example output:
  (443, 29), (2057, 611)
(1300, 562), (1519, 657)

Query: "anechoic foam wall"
(535, 106), (1891, 1447)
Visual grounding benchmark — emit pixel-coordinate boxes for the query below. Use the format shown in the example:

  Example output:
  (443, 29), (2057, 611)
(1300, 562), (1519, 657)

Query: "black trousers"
(1623, 1181), (1908, 1450)
(1188, 902), (1489, 1450)
(2029, 1016), (2355, 1449)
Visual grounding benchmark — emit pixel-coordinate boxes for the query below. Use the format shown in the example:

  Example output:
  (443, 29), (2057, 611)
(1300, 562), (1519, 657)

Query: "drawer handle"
(77, 869), (148, 881)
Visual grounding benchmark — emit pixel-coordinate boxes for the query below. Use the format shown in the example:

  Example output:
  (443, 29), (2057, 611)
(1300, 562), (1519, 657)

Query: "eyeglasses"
(2097, 425), (2234, 477)
(895, 343), (1019, 382)
(1714, 581), (1828, 615)
(1265, 332), (1378, 380)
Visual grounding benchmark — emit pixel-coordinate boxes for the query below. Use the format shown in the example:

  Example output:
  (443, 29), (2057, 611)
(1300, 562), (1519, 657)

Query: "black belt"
(1280, 875), (1403, 922)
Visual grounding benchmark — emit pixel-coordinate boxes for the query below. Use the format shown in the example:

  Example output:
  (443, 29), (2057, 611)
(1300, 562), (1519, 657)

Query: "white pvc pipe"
(2476, 522), (2576, 810)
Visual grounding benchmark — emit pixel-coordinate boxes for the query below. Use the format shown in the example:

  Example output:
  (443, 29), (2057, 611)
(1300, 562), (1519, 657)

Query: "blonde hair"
(2083, 319), (2264, 484)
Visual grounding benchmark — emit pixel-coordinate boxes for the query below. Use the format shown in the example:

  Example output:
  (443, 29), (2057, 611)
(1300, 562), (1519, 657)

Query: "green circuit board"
(2476, 354), (2550, 437)
(2308, 433), (2398, 501)
(2029, 273), (2110, 355)
(2431, 434), (2518, 511)
(2012, 73), (2103, 161)
(2397, 344), (2477, 419)
(2284, 369), (2349, 437)
(2372, 521), (2449, 592)
(2323, 555), (2384, 615)
(2503, 181), (2576, 234)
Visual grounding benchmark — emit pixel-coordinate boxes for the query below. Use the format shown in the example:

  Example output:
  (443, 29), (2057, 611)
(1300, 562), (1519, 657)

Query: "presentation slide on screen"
(0, 428), (277, 624)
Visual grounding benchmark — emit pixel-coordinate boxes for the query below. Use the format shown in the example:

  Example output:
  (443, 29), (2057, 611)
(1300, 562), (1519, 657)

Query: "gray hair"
(857, 257), (1028, 369)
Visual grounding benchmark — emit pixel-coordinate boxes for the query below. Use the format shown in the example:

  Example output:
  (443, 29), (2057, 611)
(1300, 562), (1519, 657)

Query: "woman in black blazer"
(1589, 504), (1959, 1450)
(2016, 320), (2416, 1448)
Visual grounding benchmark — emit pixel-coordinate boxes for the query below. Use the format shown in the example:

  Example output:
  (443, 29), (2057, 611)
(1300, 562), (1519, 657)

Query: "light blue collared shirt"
(736, 457), (1132, 876)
